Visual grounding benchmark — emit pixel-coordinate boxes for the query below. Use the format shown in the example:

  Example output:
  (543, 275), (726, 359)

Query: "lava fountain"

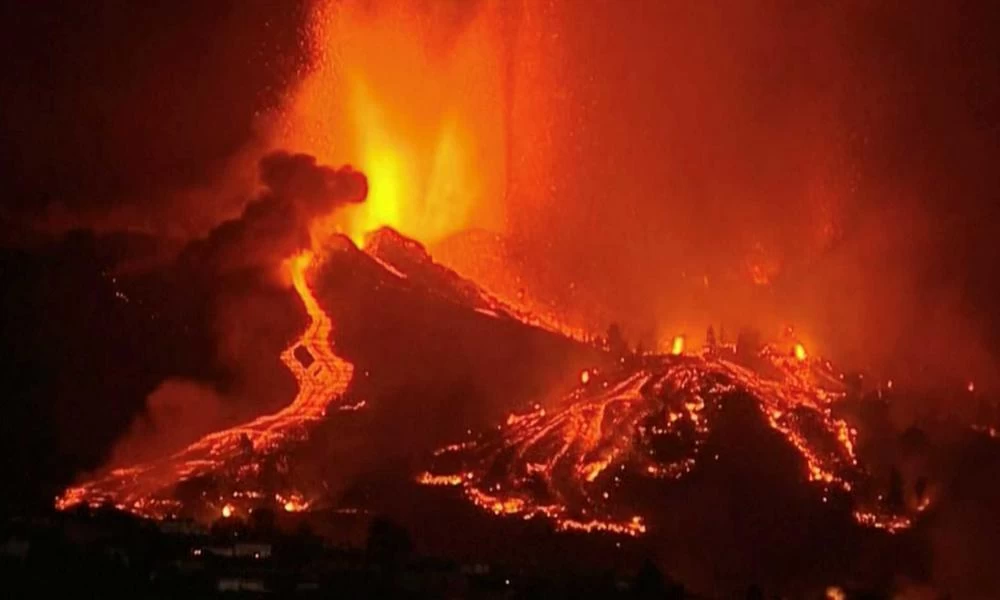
(279, 0), (513, 246)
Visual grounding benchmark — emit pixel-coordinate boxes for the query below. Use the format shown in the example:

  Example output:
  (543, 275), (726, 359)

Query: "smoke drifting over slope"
(108, 151), (367, 468)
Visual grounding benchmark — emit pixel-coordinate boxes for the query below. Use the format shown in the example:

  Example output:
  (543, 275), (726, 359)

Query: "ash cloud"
(180, 151), (366, 274)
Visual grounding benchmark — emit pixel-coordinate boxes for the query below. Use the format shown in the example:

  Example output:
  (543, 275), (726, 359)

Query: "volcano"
(58, 228), (925, 533)
(46, 227), (991, 594)
(55, 228), (603, 520)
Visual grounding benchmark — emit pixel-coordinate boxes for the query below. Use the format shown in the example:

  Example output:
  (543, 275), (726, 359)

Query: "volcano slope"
(55, 228), (607, 521)
(412, 344), (937, 593)
(315, 228), (609, 442)
(302, 230), (936, 595)
(55, 227), (983, 595)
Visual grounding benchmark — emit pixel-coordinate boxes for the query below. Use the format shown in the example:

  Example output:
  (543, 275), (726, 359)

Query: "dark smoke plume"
(180, 151), (367, 274)
(109, 152), (367, 466)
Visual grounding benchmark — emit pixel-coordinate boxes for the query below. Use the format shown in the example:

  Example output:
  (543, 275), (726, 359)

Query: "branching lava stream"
(56, 251), (353, 518)
(419, 344), (923, 536)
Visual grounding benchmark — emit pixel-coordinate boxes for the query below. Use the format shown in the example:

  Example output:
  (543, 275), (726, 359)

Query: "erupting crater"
(55, 227), (930, 542)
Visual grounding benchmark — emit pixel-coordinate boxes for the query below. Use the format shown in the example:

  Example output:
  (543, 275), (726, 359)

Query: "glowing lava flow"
(419, 345), (920, 537)
(56, 251), (353, 519)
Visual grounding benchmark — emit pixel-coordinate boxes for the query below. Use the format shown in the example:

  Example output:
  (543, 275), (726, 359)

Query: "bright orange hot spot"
(826, 587), (847, 600)
(794, 343), (807, 362)
(670, 335), (685, 356)
(282, 0), (508, 247)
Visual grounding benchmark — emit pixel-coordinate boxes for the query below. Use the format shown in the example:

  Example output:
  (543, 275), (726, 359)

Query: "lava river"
(56, 251), (354, 519)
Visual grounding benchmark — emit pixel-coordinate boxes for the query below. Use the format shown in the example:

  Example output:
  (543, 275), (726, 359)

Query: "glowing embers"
(278, 493), (310, 513)
(851, 510), (913, 534)
(558, 516), (646, 536)
(415, 472), (470, 487)
(55, 251), (355, 519)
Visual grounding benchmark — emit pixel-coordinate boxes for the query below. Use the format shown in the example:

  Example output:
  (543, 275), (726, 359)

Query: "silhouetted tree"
(736, 328), (762, 363)
(706, 326), (717, 350)
(606, 323), (629, 357)
(238, 433), (254, 455)
(844, 372), (866, 399)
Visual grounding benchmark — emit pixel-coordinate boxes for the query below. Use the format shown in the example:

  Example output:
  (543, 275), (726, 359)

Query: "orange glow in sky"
(280, 0), (509, 247)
